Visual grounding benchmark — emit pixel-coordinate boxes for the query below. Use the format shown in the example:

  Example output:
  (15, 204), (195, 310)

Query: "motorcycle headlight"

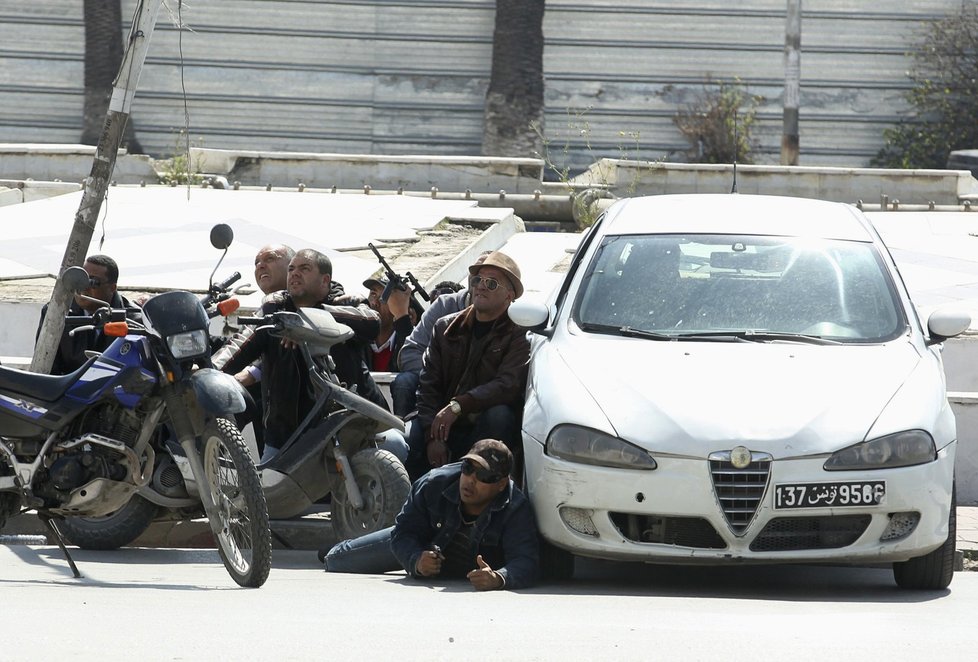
(166, 329), (209, 360)
(823, 430), (937, 471)
(546, 425), (656, 470)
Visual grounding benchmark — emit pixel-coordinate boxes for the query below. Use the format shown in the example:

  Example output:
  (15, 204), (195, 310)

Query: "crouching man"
(322, 439), (539, 590)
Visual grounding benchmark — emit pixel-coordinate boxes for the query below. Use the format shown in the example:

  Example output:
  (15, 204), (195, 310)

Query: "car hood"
(555, 336), (925, 458)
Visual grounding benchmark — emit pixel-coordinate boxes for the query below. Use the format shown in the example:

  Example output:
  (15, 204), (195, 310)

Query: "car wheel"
(892, 485), (956, 590)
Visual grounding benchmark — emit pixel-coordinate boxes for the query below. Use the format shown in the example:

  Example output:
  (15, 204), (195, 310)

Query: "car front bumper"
(524, 438), (955, 565)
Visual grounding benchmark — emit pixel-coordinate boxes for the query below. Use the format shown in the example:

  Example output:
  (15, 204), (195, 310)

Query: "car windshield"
(573, 234), (907, 343)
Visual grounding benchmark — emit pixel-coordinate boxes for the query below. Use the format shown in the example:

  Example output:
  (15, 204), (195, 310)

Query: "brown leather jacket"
(417, 305), (529, 432)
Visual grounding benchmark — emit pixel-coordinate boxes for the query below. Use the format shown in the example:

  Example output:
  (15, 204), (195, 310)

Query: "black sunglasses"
(88, 277), (104, 288)
(470, 275), (506, 292)
(461, 458), (503, 484)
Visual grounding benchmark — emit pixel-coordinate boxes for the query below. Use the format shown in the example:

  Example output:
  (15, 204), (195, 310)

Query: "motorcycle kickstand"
(38, 515), (81, 579)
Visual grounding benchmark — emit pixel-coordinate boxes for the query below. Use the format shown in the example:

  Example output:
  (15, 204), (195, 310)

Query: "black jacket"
(36, 293), (140, 375)
(216, 291), (387, 448)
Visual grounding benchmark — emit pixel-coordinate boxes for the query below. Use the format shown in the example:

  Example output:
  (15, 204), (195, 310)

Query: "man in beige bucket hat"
(404, 250), (530, 480)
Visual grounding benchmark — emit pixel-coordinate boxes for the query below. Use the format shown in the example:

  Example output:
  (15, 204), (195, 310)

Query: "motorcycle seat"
(0, 356), (94, 402)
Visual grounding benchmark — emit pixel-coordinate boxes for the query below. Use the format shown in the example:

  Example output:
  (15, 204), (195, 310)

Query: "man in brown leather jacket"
(405, 251), (529, 480)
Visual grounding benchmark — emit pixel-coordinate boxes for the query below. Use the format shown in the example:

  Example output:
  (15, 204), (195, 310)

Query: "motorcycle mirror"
(61, 266), (93, 294)
(210, 223), (234, 250)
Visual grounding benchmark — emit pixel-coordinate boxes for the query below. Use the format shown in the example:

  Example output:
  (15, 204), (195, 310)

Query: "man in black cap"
(322, 439), (539, 590)
(36, 254), (141, 375)
(404, 250), (530, 480)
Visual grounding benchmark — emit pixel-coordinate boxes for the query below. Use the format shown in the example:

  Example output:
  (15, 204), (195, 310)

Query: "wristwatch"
(448, 399), (462, 416)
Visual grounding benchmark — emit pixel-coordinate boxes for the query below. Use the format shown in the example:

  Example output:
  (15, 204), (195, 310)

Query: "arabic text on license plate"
(774, 481), (885, 509)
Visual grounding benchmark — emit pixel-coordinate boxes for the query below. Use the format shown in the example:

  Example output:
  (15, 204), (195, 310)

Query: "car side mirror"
(509, 297), (551, 336)
(926, 307), (971, 345)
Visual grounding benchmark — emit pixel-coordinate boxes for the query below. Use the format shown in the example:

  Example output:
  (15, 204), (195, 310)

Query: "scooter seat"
(0, 356), (94, 402)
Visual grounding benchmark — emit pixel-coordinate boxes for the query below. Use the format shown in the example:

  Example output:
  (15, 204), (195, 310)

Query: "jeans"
(376, 429), (409, 463)
(323, 526), (401, 574)
(405, 404), (520, 481)
(390, 370), (420, 418)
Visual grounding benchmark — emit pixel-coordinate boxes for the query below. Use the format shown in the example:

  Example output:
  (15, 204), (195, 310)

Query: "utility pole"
(31, 0), (165, 373)
(781, 0), (801, 165)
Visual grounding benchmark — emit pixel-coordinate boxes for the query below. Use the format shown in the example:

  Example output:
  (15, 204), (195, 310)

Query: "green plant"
(673, 78), (762, 164)
(873, 3), (978, 169)
(532, 110), (658, 229)
(156, 130), (204, 185)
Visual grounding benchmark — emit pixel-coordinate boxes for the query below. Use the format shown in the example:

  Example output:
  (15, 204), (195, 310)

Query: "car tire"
(892, 485), (956, 590)
(540, 538), (575, 581)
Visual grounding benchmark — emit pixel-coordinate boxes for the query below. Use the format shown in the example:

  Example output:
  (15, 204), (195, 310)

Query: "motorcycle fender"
(189, 368), (246, 418)
(269, 411), (368, 497)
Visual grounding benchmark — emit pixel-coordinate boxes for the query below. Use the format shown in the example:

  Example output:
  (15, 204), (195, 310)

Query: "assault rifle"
(368, 243), (429, 319)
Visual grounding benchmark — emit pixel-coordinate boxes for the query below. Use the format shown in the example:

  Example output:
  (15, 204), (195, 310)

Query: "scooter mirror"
(210, 223), (234, 250)
(61, 266), (93, 294)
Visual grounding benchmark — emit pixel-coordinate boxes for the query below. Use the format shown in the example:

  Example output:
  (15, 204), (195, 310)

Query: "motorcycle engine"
(34, 403), (145, 504)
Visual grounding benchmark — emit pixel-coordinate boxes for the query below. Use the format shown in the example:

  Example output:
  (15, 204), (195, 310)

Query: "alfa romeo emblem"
(730, 445), (752, 469)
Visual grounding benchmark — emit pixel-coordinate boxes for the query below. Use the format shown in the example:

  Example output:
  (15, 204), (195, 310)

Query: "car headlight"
(823, 430), (937, 471)
(546, 425), (656, 470)
(166, 329), (210, 359)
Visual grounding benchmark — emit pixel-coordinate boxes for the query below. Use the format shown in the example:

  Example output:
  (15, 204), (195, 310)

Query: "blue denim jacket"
(390, 463), (540, 589)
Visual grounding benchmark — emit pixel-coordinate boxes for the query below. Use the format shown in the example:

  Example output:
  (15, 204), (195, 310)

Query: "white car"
(509, 194), (970, 589)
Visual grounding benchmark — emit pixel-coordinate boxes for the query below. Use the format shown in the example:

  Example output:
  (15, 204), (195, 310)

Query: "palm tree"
(481, 0), (545, 158)
(82, 0), (142, 152)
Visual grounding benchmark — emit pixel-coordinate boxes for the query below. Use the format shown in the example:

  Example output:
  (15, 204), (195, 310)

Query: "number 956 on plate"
(774, 481), (885, 509)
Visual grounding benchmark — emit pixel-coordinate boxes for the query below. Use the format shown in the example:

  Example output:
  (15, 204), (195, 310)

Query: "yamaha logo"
(119, 342), (131, 355)
(730, 446), (752, 469)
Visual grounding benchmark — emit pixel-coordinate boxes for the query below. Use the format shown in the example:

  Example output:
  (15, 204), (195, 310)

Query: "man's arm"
(389, 476), (436, 578)
(492, 498), (541, 590)
(322, 301), (380, 343)
(398, 289), (466, 373)
(415, 318), (451, 429)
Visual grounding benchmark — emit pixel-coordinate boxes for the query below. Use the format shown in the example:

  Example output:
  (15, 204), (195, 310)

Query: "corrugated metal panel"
(0, 0), (966, 173)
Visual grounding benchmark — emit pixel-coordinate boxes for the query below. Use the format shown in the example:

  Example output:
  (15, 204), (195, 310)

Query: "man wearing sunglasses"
(404, 251), (530, 480)
(36, 254), (141, 375)
(323, 439), (539, 590)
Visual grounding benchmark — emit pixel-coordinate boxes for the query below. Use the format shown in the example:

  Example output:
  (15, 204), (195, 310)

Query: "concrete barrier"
(0, 145), (159, 186)
(572, 160), (978, 206)
(190, 148), (547, 194)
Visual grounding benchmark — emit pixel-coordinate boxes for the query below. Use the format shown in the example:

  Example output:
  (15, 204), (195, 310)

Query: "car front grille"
(749, 515), (872, 552)
(709, 450), (772, 535)
(610, 512), (727, 549)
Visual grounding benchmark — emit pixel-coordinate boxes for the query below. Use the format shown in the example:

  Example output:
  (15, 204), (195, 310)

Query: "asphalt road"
(2, 544), (976, 661)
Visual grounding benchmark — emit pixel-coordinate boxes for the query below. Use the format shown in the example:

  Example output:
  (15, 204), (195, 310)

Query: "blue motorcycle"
(0, 225), (271, 587)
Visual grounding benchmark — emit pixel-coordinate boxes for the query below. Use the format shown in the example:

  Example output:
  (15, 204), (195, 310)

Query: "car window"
(573, 234), (906, 342)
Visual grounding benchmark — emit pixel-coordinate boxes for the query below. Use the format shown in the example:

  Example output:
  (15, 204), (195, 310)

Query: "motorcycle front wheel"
(59, 495), (157, 550)
(332, 447), (410, 541)
(201, 418), (272, 588)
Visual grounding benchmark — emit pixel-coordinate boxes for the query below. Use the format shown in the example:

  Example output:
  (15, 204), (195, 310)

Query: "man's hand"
(415, 548), (444, 577)
(430, 405), (459, 444)
(467, 555), (504, 591)
(234, 369), (257, 387)
(426, 438), (450, 468)
(387, 285), (411, 320)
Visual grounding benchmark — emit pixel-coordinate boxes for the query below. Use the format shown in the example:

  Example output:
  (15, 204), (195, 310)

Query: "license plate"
(773, 481), (885, 509)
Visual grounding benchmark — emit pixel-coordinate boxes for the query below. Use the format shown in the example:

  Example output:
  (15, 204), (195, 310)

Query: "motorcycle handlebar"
(200, 271), (241, 308)
(216, 271), (241, 292)
(237, 316), (267, 326)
